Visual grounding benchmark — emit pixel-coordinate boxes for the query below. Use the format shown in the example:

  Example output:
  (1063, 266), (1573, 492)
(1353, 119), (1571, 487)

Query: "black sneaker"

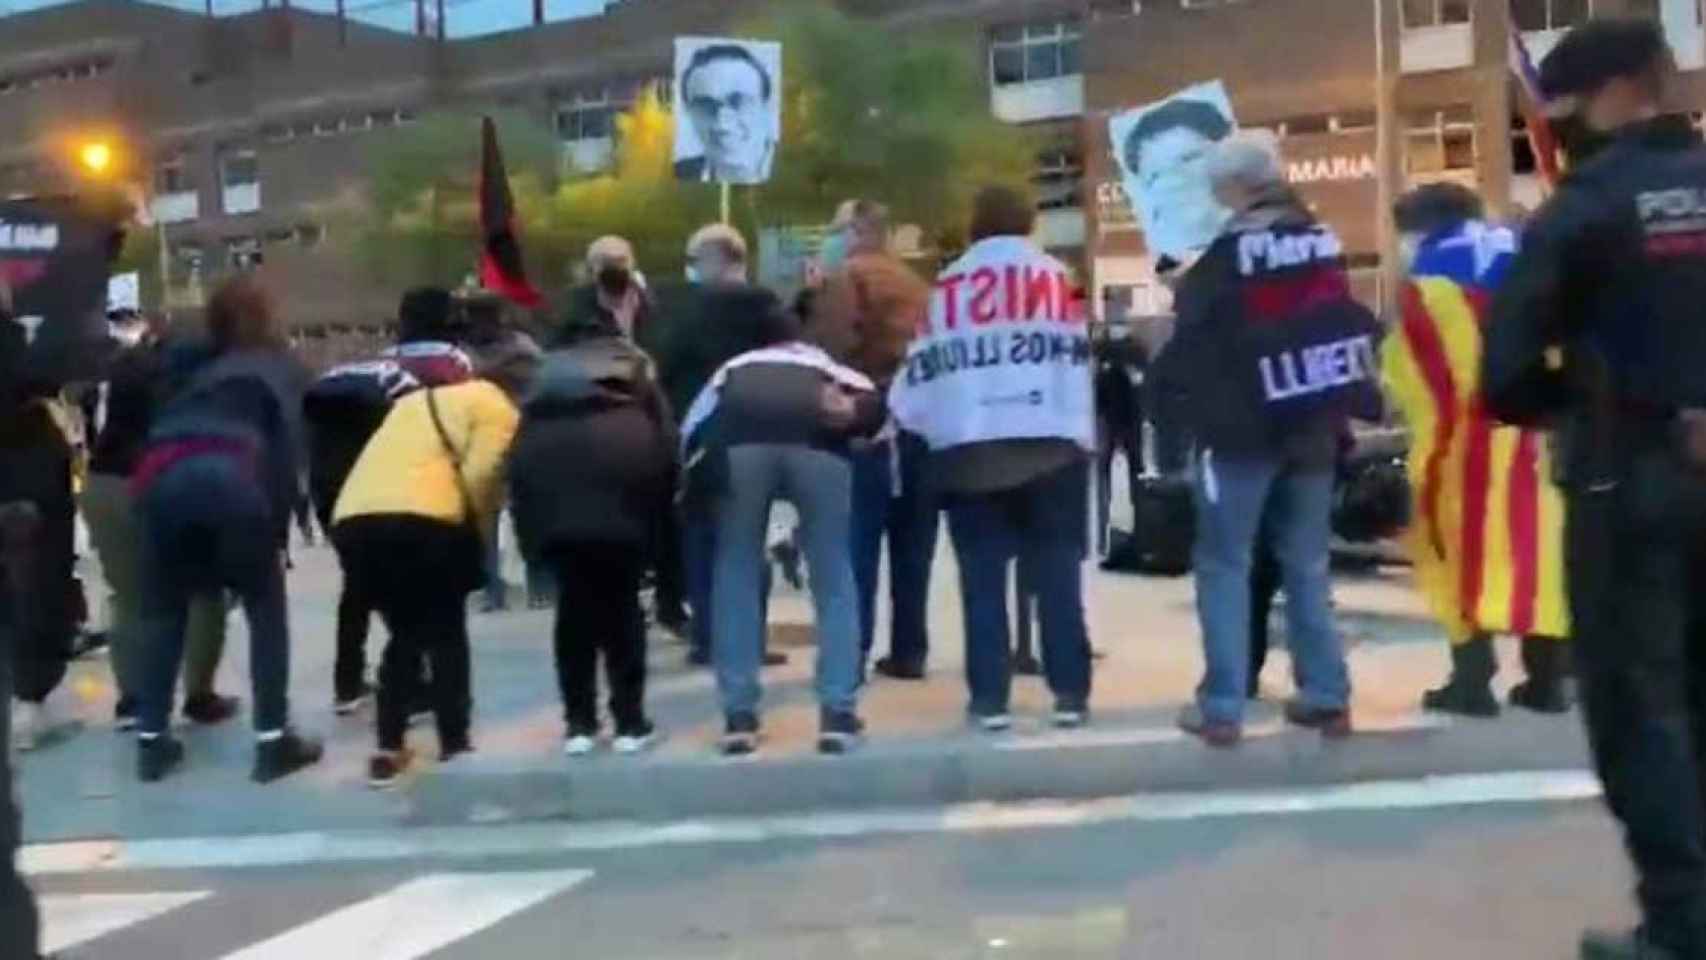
(252, 729), (324, 784)
(720, 712), (759, 756)
(368, 749), (413, 789)
(440, 738), (475, 764)
(334, 683), (373, 717)
(1012, 652), (1042, 676)
(762, 650), (789, 668)
(114, 696), (138, 732)
(817, 710), (864, 755)
(136, 735), (185, 783)
(873, 657), (925, 681)
(1051, 703), (1089, 729)
(687, 648), (711, 668)
(183, 692), (240, 726)
(1580, 927), (1682, 959)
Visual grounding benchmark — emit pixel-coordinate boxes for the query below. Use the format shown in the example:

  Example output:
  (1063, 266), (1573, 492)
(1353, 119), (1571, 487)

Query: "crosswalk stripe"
(40, 891), (211, 953)
(217, 870), (593, 959)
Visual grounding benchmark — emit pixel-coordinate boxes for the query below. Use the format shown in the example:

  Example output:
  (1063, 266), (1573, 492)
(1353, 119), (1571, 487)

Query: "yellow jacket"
(333, 381), (519, 528)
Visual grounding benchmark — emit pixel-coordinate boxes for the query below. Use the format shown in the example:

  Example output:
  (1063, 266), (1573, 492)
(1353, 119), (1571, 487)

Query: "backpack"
(302, 360), (419, 525)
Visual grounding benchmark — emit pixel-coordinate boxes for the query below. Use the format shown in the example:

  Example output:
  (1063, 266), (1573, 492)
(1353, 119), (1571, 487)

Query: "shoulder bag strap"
(423, 387), (483, 538)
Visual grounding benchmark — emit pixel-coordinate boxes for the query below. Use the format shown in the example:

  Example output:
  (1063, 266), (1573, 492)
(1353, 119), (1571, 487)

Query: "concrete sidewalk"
(15, 534), (1589, 845)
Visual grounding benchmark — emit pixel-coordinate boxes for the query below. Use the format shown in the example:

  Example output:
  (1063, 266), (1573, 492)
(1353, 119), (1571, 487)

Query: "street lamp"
(78, 141), (112, 177)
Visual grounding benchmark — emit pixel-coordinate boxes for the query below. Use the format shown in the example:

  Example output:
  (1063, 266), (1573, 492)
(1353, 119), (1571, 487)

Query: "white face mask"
(685, 264), (702, 284)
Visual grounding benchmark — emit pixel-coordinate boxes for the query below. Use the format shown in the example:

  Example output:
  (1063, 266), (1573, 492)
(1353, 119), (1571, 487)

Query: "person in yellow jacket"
(1382, 184), (1570, 717)
(332, 375), (519, 787)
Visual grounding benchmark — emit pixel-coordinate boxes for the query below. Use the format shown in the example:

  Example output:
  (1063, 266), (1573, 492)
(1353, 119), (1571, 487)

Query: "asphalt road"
(32, 793), (1633, 959)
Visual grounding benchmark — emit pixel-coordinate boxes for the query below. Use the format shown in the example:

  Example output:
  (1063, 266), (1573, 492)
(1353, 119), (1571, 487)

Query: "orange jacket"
(813, 251), (929, 387)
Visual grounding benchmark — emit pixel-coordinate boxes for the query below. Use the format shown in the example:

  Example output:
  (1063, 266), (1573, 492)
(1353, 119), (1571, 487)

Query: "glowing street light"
(78, 141), (113, 176)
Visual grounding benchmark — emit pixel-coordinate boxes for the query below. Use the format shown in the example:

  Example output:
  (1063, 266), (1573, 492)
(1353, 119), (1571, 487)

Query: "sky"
(0, 0), (608, 38)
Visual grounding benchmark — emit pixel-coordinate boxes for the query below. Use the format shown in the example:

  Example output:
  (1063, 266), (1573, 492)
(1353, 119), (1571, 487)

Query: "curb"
(407, 714), (1591, 827)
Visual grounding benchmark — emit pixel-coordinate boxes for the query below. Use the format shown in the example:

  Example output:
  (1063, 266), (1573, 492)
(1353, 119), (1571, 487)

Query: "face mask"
(818, 231), (850, 272)
(1554, 114), (1615, 169)
(685, 263), (702, 284)
(597, 265), (632, 297)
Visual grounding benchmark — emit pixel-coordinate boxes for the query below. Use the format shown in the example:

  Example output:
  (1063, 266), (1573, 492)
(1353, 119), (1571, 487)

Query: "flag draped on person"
(476, 116), (543, 309)
(1382, 222), (1568, 642)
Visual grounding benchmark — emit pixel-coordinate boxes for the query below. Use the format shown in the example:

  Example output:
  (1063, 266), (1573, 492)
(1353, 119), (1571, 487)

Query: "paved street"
(30, 784), (1630, 959)
(14, 507), (1618, 957)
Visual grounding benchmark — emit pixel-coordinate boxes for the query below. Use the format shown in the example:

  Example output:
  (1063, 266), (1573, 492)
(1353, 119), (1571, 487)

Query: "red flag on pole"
(476, 117), (542, 308)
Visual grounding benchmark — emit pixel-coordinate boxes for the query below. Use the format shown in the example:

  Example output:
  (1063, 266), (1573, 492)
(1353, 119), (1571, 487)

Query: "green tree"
(735, 0), (1035, 252)
(356, 0), (1035, 297)
(354, 109), (570, 292)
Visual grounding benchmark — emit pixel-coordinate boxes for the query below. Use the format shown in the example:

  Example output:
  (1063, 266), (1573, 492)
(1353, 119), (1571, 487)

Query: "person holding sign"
(889, 186), (1097, 732)
(1154, 134), (1380, 748)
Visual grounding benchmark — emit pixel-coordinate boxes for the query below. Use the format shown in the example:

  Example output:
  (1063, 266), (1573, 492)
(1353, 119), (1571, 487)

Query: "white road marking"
(217, 870), (592, 960)
(39, 890), (210, 953)
(23, 770), (1601, 876)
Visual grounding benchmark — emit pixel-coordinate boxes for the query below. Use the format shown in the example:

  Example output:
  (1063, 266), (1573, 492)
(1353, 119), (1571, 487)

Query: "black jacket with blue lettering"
(1484, 116), (1706, 487)
(1151, 190), (1381, 469)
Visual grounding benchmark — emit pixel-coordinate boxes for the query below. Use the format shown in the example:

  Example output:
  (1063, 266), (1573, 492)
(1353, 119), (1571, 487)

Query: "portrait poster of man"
(673, 36), (782, 186)
(1108, 80), (1239, 261)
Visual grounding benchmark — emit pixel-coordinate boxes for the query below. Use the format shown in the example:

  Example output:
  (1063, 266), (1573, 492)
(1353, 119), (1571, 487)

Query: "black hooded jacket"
(508, 335), (677, 556)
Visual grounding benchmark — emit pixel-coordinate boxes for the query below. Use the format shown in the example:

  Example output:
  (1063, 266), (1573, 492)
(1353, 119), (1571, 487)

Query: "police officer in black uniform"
(1485, 18), (1706, 960)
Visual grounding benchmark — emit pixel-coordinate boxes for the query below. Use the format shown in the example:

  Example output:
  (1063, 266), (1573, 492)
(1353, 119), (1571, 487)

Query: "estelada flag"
(477, 116), (542, 309)
(1381, 222), (1568, 642)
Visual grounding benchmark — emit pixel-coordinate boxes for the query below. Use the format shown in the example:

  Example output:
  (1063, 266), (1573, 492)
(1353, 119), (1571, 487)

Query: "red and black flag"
(477, 116), (542, 308)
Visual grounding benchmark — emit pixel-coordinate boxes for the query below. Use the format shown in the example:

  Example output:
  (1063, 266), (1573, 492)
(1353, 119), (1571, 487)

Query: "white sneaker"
(975, 712), (1013, 733)
(1051, 709), (1088, 730)
(563, 734), (598, 757)
(612, 728), (657, 755)
(333, 691), (371, 717)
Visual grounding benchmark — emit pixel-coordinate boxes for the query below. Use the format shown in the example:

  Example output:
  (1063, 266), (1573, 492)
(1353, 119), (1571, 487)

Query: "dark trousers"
(944, 459), (1093, 714)
(1568, 452), (1706, 954)
(337, 516), (475, 752)
(685, 513), (717, 659)
(334, 575), (376, 703)
(137, 456), (291, 735)
(1248, 525), (1281, 696)
(552, 543), (647, 734)
(850, 434), (939, 669)
(0, 508), (41, 959)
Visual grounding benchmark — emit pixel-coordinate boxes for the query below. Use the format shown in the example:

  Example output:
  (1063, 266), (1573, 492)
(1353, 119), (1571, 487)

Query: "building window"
(219, 149), (261, 215)
(1511, 0), (1592, 31)
(989, 19), (1082, 87)
(156, 156), (195, 195)
(1034, 147), (1084, 211)
(220, 150), (258, 190)
(225, 236), (261, 271)
(1402, 0), (1470, 27)
(1407, 107), (1476, 175)
(556, 91), (618, 142)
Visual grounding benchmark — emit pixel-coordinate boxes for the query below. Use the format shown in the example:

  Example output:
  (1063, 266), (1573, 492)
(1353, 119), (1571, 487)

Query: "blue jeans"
(137, 454), (292, 736)
(944, 459), (1093, 716)
(1191, 450), (1348, 726)
(713, 444), (860, 717)
(686, 513), (770, 660)
(850, 434), (939, 668)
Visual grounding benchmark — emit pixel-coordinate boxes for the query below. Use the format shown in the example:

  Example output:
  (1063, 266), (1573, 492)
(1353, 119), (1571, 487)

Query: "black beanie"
(397, 287), (455, 344)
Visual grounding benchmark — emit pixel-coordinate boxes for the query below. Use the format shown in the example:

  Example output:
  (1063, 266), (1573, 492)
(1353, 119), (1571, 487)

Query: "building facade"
(1, 0), (1702, 331)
